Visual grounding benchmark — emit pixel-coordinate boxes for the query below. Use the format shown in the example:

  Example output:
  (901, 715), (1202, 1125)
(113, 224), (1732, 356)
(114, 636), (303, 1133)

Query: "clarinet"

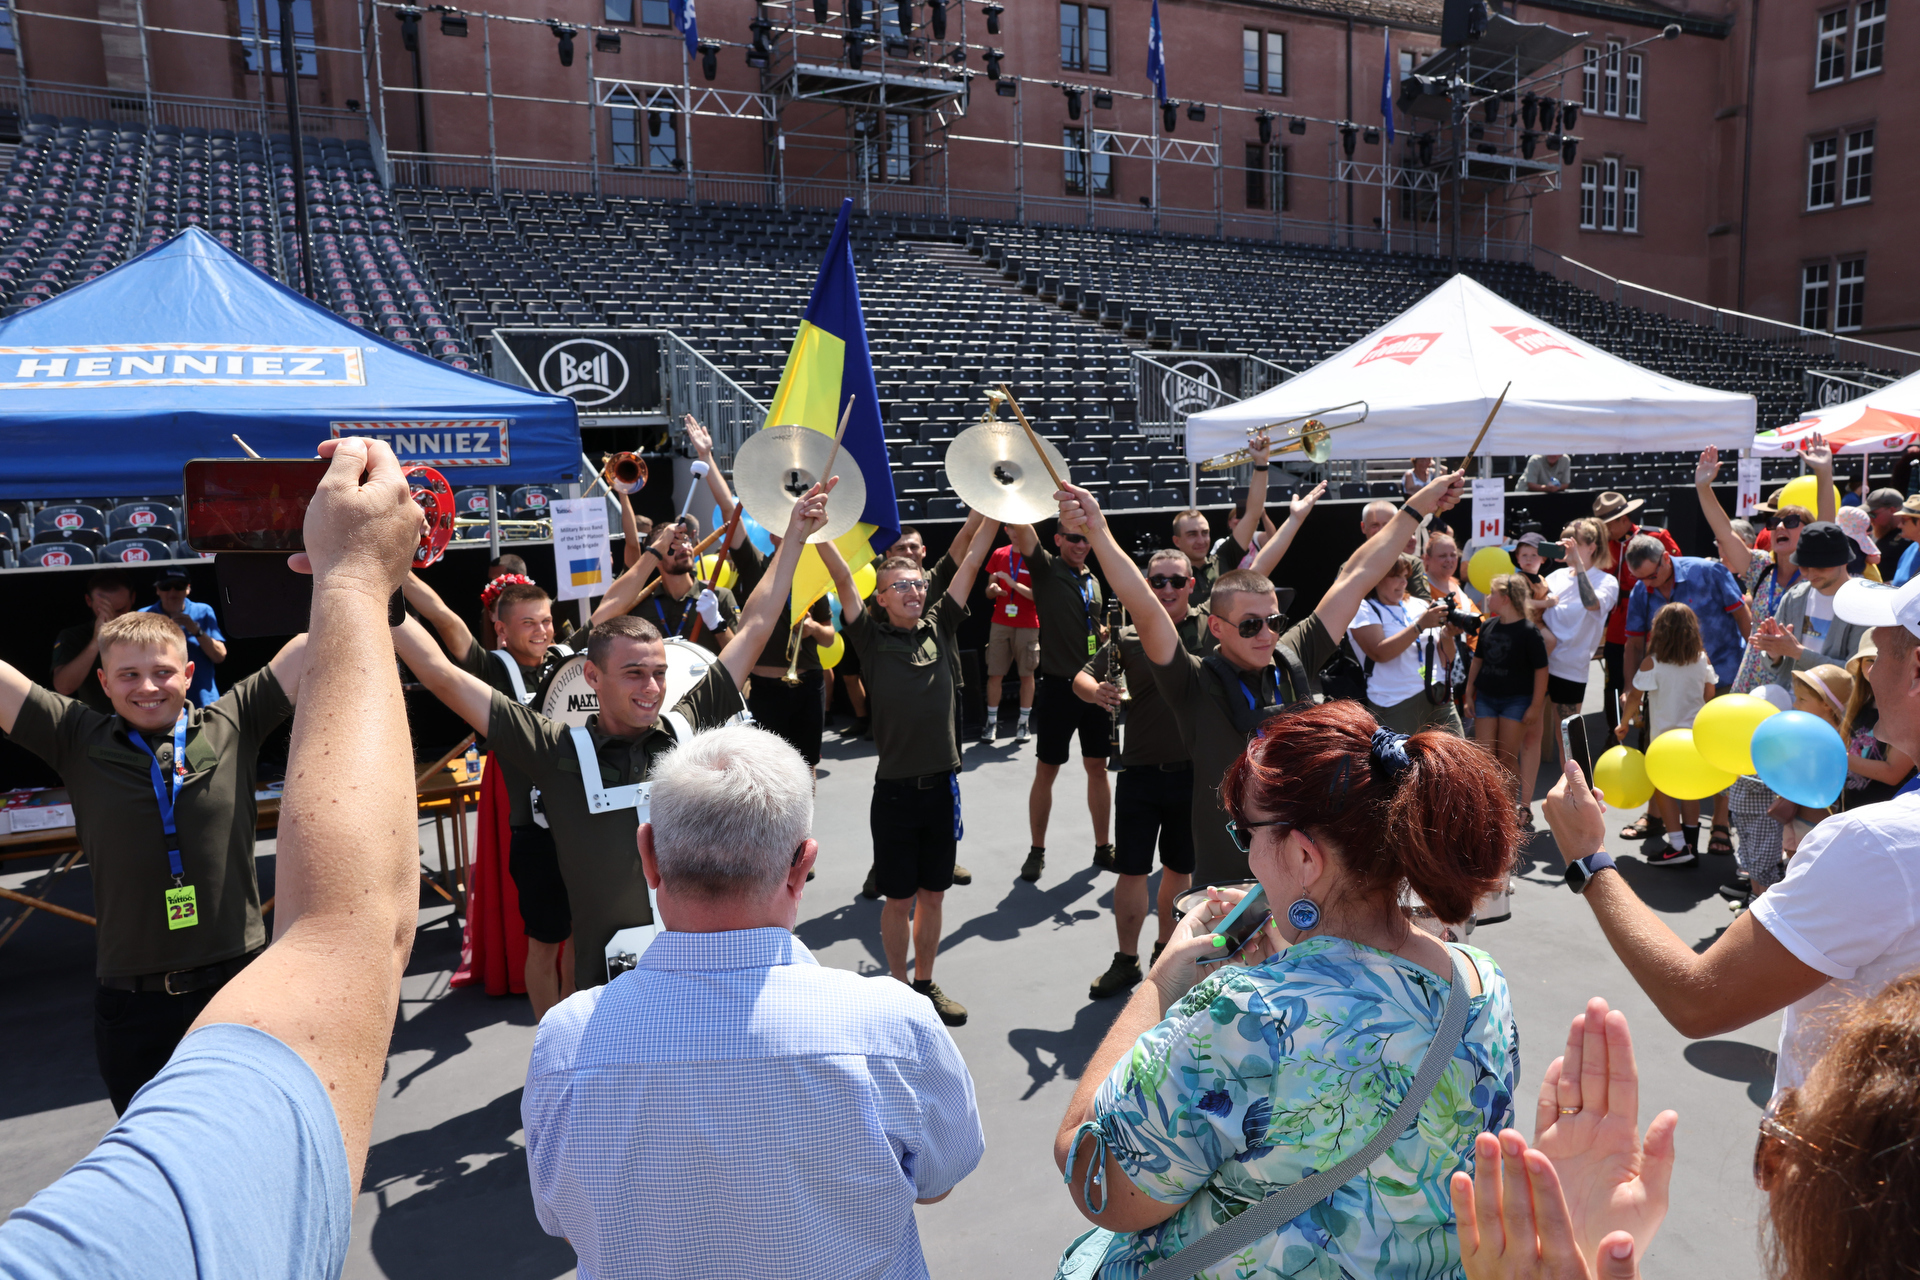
(1105, 595), (1127, 757)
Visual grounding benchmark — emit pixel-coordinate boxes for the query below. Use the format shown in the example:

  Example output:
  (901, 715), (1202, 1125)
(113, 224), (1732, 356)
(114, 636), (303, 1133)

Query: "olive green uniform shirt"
(8, 668), (292, 978)
(627, 579), (740, 656)
(50, 622), (112, 715)
(484, 662), (744, 992)
(1028, 544), (1104, 678)
(843, 593), (967, 780)
(458, 639), (569, 827)
(730, 541), (831, 673)
(1083, 609), (1208, 767)
(1150, 613), (1338, 885)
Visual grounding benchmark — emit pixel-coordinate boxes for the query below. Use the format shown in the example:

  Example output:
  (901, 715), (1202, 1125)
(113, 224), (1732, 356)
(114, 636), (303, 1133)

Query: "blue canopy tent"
(0, 229), (582, 499)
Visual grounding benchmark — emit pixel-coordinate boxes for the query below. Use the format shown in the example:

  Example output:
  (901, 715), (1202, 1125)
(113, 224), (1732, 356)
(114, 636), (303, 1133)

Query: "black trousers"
(747, 669), (825, 766)
(1602, 641), (1626, 734)
(94, 984), (223, 1114)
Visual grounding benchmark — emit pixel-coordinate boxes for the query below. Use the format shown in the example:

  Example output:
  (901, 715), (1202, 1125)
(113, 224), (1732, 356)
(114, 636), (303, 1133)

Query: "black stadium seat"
(22, 542), (95, 567)
(99, 537), (172, 564)
(32, 504), (108, 549)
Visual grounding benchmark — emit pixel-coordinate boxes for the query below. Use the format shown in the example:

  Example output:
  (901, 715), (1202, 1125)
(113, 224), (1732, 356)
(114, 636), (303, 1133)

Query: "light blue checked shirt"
(523, 928), (984, 1280)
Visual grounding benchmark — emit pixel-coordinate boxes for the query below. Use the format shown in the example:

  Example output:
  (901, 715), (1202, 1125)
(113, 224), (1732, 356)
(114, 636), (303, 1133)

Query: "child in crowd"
(1619, 602), (1717, 865)
(1841, 634), (1918, 808)
(1766, 665), (1856, 858)
(1466, 573), (1550, 818)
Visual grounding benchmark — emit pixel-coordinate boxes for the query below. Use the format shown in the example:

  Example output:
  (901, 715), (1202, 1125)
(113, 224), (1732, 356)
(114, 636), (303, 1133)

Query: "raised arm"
(818, 538), (862, 626)
(1317, 471), (1467, 644)
(945, 512), (1001, 603)
(616, 487), (642, 569)
(0, 657), (30, 736)
(590, 520), (675, 625)
(1248, 481), (1327, 579)
(1227, 433), (1272, 551)
(1692, 447), (1753, 576)
(400, 571), (476, 659)
(1806, 433), (1836, 524)
(194, 436), (424, 1196)
(684, 415), (748, 549)
(392, 614), (494, 736)
(265, 633), (312, 706)
(1009, 521), (1040, 557)
(1060, 484), (1177, 666)
(717, 480), (834, 688)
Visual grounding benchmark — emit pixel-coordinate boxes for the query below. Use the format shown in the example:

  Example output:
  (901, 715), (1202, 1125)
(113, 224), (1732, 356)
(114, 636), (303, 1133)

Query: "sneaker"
(950, 864), (972, 886)
(1092, 844), (1116, 871)
(845, 716), (871, 740)
(861, 866), (881, 900)
(978, 721), (996, 746)
(1089, 951), (1143, 1000)
(1149, 941), (1166, 967)
(1020, 847), (1046, 882)
(913, 979), (968, 1026)
(1645, 845), (1696, 867)
(1015, 719), (1032, 743)
(1717, 882), (1752, 904)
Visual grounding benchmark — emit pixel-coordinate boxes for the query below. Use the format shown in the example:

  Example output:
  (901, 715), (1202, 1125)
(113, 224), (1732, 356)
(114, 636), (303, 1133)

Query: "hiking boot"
(913, 979), (968, 1026)
(861, 866), (881, 900)
(1092, 843), (1116, 871)
(1089, 952), (1143, 1000)
(951, 864), (972, 886)
(1019, 846), (1046, 882)
(1645, 844), (1696, 868)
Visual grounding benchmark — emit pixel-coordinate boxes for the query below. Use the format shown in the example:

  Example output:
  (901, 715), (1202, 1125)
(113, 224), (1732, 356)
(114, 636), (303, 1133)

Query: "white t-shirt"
(1750, 792), (1920, 1092)
(1353, 596), (1443, 707)
(1631, 653), (1716, 739)
(1542, 568), (1619, 684)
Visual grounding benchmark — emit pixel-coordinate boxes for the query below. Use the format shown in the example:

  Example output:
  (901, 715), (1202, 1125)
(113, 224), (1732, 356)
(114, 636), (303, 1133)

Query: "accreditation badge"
(1086, 634), (1097, 655)
(165, 884), (199, 930)
(1005, 603), (1019, 618)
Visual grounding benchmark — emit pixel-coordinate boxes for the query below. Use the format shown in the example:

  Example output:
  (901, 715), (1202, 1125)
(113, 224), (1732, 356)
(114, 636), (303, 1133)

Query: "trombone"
(1196, 401), (1370, 471)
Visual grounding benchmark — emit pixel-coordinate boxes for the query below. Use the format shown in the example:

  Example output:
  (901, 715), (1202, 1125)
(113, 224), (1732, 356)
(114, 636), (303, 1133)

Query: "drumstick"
(820, 395), (856, 483)
(631, 526), (726, 604)
(1465, 383), (1511, 462)
(231, 434), (263, 459)
(997, 384), (1067, 492)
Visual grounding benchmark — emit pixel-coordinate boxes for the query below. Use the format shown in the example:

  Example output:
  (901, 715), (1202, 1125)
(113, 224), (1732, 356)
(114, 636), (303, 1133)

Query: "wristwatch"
(1252, 464), (1270, 472)
(1564, 850), (1617, 895)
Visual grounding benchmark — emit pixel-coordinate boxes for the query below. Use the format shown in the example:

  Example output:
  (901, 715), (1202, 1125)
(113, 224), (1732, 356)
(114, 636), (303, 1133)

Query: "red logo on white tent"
(118, 546), (150, 562)
(1356, 332), (1441, 367)
(41, 550), (71, 566)
(1492, 325), (1581, 357)
(54, 512), (81, 529)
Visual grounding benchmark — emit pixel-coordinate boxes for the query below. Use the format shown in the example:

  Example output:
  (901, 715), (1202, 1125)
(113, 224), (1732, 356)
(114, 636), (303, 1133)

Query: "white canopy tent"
(1185, 274), (1756, 465)
(1751, 368), (1920, 455)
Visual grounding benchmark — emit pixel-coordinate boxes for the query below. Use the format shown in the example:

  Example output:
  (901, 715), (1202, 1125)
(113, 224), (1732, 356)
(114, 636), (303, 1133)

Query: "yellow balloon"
(1644, 729), (1737, 801)
(1692, 693), (1779, 776)
(1592, 745), (1655, 809)
(1467, 546), (1515, 595)
(694, 554), (737, 591)
(852, 561), (878, 599)
(1771, 474), (1843, 518)
(817, 632), (845, 670)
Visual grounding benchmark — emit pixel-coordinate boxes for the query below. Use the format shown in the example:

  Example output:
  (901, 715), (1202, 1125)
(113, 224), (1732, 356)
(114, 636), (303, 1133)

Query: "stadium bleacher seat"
(32, 504), (108, 549)
(506, 484), (562, 519)
(107, 502), (179, 542)
(23, 543), (95, 567)
(452, 488), (493, 518)
(100, 537), (172, 564)
(0, 510), (13, 551)
(170, 540), (205, 560)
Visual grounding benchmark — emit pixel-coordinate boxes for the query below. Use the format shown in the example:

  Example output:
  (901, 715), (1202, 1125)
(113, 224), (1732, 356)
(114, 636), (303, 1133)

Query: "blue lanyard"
(653, 594), (691, 638)
(1008, 551), (1023, 584)
(128, 708), (190, 882)
(1075, 572), (1096, 633)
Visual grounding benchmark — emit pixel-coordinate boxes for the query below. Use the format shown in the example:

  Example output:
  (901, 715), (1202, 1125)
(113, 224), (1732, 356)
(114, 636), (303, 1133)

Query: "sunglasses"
(1778, 515), (1806, 530)
(1148, 573), (1191, 590)
(1060, 533), (1088, 545)
(1226, 817), (1290, 854)
(1753, 1089), (1818, 1190)
(1233, 613), (1287, 639)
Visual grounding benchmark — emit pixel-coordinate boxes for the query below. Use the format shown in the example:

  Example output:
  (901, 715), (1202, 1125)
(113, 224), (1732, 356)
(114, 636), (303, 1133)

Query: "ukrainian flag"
(569, 556), (603, 588)
(765, 198), (900, 623)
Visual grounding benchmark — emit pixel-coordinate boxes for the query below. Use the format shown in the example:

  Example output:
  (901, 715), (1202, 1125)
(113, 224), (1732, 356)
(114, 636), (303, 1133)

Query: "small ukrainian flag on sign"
(569, 556), (603, 588)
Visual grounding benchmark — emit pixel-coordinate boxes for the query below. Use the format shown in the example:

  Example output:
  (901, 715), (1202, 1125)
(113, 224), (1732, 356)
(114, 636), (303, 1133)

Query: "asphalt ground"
(1, 674), (1781, 1279)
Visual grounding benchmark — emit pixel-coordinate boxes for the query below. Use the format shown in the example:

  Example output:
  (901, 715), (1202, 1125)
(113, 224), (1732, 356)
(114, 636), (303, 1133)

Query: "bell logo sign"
(1355, 333), (1441, 367)
(42, 550), (71, 566)
(54, 512), (81, 529)
(119, 547), (150, 562)
(1492, 325), (1580, 357)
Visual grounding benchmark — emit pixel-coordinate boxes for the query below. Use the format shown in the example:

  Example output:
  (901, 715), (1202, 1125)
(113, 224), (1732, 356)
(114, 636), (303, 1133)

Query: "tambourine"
(405, 465), (455, 567)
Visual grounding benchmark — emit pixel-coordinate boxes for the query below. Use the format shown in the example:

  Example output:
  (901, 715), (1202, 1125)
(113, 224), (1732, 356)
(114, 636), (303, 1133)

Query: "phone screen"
(184, 459), (329, 552)
(1197, 885), (1271, 965)
(1561, 711), (1596, 783)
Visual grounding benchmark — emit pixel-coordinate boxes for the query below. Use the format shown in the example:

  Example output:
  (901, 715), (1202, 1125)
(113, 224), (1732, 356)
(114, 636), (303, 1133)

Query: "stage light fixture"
(1663, 22), (1680, 38)
(1561, 136), (1577, 164)
(437, 9), (468, 38)
(1520, 93), (1537, 129)
(983, 47), (1002, 78)
(700, 40), (718, 78)
(596, 29), (620, 52)
(1093, 88), (1112, 110)
(846, 31), (866, 68)
(648, 111), (662, 138)
(814, 0), (829, 20)
(1561, 102), (1579, 130)
(1340, 123), (1357, 157)
(1545, 131), (1561, 150)
(897, 0), (912, 32)
(395, 6), (421, 52)
(1288, 116), (1306, 135)
(1417, 132), (1434, 164)
(1481, 97), (1498, 124)
(1363, 126), (1379, 144)
(1467, 122), (1485, 140)
(747, 15), (773, 65)
(1187, 102), (1205, 122)
(983, 3), (1002, 34)
(549, 21), (576, 67)
(995, 75), (1017, 96)
(848, 0), (863, 25)
(1256, 111), (1272, 144)
(929, 0), (947, 38)
(1520, 130), (1536, 158)
(1162, 101), (1177, 131)
(1065, 87), (1082, 119)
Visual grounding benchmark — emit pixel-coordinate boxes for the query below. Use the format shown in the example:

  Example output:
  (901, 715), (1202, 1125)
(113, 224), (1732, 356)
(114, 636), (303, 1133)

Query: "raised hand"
(1290, 480), (1328, 521)
(1453, 1129), (1643, 1280)
(683, 414), (714, 458)
(1802, 431), (1832, 473)
(1055, 484), (1107, 538)
(788, 477), (838, 542)
(1412, 469), (1469, 518)
(1693, 447), (1720, 486)
(1530, 999), (1677, 1273)
(291, 438), (422, 592)
(1250, 431), (1272, 469)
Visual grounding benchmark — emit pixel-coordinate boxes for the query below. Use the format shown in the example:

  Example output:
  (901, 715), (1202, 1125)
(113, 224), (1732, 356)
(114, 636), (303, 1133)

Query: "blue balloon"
(1750, 710), (1849, 808)
(711, 503), (775, 555)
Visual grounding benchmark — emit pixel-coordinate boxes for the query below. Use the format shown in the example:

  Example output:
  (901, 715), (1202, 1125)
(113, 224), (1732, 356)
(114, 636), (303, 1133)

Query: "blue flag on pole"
(1380, 28), (1396, 144)
(668, 0), (698, 56)
(1147, 0), (1168, 103)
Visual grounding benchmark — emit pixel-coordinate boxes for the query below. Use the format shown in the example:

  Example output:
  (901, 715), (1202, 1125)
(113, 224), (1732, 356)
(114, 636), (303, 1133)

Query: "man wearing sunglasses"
(1008, 520), (1115, 884)
(821, 513), (999, 1028)
(1072, 548), (1210, 999)
(1062, 469), (1468, 886)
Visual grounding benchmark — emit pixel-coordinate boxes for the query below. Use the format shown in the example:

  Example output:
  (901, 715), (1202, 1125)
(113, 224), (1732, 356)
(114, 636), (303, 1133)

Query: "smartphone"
(1196, 884), (1272, 965)
(184, 458), (329, 552)
(1560, 711), (1595, 782)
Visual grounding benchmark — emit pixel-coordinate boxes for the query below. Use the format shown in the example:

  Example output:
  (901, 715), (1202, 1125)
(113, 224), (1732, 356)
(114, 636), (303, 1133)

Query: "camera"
(1442, 593), (1482, 636)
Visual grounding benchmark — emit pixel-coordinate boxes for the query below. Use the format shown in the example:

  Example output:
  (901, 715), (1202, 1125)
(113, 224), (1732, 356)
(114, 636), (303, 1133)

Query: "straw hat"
(1790, 664), (1854, 722)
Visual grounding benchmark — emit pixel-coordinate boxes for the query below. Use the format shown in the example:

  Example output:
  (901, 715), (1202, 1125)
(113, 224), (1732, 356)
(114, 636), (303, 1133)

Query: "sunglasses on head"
(1233, 613), (1287, 639)
(1148, 573), (1191, 589)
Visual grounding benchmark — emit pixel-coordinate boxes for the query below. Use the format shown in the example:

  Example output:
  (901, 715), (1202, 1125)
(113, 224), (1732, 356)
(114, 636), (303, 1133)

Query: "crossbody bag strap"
(1139, 947), (1475, 1280)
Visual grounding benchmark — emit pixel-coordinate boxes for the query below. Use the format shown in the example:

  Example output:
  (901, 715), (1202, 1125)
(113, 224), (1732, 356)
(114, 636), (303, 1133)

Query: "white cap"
(1754, 683), (1795, 712)
(1833, 575), (1920, 639)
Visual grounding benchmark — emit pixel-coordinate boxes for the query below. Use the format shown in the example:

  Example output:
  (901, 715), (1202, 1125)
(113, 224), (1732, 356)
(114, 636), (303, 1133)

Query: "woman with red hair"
(1053, 699), (1521, 1279)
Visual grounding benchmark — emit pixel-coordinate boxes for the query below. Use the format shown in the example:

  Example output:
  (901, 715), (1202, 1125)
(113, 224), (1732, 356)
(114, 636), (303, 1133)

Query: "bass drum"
(536, 637), (719, 728)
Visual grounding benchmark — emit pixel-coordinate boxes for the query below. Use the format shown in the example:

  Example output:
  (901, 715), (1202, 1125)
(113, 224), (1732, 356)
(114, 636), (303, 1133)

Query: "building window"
(611, 107), (639, 167)
(1581, 48), (1600, 112)
(642, 0), (671, 25)
(1621, 166), (1640, 232)
(1603, 40), (1621, 116)
(1853, 0), (1885, 73)
(1243, 30), (1261, 92)
(0, 1), (16, 52)
(1272, 144), (1289, 210)
(1816, 9), (1850, 85)
(1623, 53), (1643, 119)
(1266, 31), (1285, 92)
(1843, 127), (1873, 203)
(615, 92), (681, 168)
(1063, 127), (1113, 195)
(1061, 5), (1107, 72)
(1807, 136), (1838, 209)
(1242, 30), (1283, 93)
(604, 0), (633, 21)
(1600, 157), (1619, 230)
(1579, 162), (1597, 229)
(867, 114), (912, 183)
(239, 0), (316, 75)
(1245, 142), (1266, 207)
(1835, 258), (1866, 331)
(1801, 263), (1831, 330)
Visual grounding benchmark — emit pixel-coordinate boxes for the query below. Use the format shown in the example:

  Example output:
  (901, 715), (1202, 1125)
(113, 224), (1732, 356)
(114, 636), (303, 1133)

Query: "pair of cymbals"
(732, 424), (870, 544)
(942, 421), (1071, 526)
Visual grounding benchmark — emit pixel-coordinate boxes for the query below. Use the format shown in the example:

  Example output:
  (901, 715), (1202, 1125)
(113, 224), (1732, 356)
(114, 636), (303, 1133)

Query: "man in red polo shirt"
(1594, 491), (1680, 739)
(980, 528), (1040, 744)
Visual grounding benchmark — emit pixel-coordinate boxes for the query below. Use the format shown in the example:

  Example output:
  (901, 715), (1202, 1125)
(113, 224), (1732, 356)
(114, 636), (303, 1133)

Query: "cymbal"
(943, 421), (1071, 525)
(732, 423), (868, 545)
